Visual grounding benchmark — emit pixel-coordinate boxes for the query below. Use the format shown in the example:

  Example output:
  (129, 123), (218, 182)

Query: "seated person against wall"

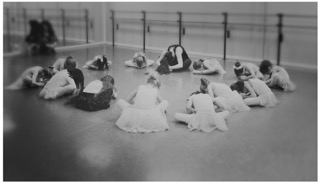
(24, 20), (43, 56)
(233, 61), (264, 81)
(6, 66), (54, 90)
(52, 56), (77, 74)
(66, 75), (117, 111)
(259, 60), (296, 92)
(192, 57), (226, 75)
(83, 55), (112, 70)
(156, 45), (192, 72)
(39, 20), (58, 55)
(124, 52), (154, 69)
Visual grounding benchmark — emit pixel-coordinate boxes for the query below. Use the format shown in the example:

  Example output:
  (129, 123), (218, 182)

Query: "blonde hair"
(133, 52), (147, 69)
(147, 70), (161, 88)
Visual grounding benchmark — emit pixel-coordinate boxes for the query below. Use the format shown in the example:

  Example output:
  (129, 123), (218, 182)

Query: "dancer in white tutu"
(116, 70), (169, 133)
(124, 52), (154, 69)
(199, 78), (250, 113)
(39, 68), (84, 100)
(233, 61), (263, 81)
(192, 58), (226, 75)
(230, 78), (279, 107)
(259, 60), (296, 92)
(83, 55), (112, 70)
(174, 91), (230, 133)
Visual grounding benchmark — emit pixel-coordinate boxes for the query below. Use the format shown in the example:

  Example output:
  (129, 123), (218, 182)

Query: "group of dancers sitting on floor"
(6, 44), (296, 133)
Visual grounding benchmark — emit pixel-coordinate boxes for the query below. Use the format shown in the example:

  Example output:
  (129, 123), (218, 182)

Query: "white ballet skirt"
(215, 91), (250, 112)
(187, 110), (228, 132)
(268, 67), (296, 92)
(116, 85), (169, 133)
(39, 70), (71, 99)
(204, 57), (226, 74)
(209, 82), (250, 112)
(249, 79), (279, 107)
(185, 93), (228, 132)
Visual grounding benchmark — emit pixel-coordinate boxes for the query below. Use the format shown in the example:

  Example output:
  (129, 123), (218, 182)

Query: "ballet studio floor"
(3, 45), (317, 181)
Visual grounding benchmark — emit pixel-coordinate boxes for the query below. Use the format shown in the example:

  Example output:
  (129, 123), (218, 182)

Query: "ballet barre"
(111, 10), (316, 65)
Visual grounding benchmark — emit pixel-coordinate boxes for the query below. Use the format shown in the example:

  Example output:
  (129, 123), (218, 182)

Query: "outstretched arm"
(156, 50), (167, 65)
(244, 82), (257, 98)
(31, 69), (44, 86)
(169, 47), (183, 70)
(207, 83), (215, 97)
(156, 93), (164, 103)
(83, 60), (98, 69)
(127, 89), (138, 104)
(186, 98), (196, 114)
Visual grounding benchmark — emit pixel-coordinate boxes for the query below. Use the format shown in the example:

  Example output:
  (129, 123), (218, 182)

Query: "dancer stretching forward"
(174, 90), (230, 133)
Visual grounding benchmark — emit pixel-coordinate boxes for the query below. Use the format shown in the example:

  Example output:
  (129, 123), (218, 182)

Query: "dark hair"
(193, 59), (204, 70)
(26, 20), (43, 44)
(200, 78), (210, 93)
(96, 55), (108, 70)
(64, 56), (77, 71)
(230, 81), (245, 93)
(135, 56), (145, 69)
(68, 69), (84, 91)
(41, 20), (56, 39)
(189, 91), (202, 97)
(259, 60), (272, 74)
(100, 75), (114, 85)
(234, 61), (244, 77)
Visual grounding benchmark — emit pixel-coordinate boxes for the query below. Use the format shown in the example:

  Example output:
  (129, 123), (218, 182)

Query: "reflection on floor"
(3, 45), (317, 181)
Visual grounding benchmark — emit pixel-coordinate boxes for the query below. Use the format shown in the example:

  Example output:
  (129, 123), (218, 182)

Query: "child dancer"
(199, 78), (250, 113)
(230, 78), (279, 107)
(233, 61), (263, 81)
(6, 66), (53, 90)
(52, 56), (77, 74)
(66, 75), (117, 111)
(39, 68), (84, 100)
(174, 90), (230, 132)
(83, 55), (112, 70)
(192, 58), (226, 75)
(124, 52), (154, 69)
(259, 60), (296, 92)
(116, 71), (169, 133)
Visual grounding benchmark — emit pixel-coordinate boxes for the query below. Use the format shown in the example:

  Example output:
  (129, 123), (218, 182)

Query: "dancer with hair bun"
(233, 61), (263, 81)
(116, 70), (169, 133)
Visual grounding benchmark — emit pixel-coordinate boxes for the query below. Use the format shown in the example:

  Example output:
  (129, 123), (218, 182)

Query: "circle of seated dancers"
(6, 44), (296, 133)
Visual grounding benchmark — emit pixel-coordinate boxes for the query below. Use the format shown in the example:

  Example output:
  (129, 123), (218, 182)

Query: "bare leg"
(117, 99), (131, 110)
(213, 97), (226, 110)
(146, 59), (155, 67)
(218, 110), (230, 119)
(6, 75), (31, 90)
(244, 97), (261, 106)
(174, 113), (193, 124)
(124, 60), (137, 68)
(55, 85), (76, 98)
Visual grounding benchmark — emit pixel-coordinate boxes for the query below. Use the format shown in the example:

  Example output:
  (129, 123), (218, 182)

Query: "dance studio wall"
(105, 2), (317, 69)
(4, 2), (316, 69)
